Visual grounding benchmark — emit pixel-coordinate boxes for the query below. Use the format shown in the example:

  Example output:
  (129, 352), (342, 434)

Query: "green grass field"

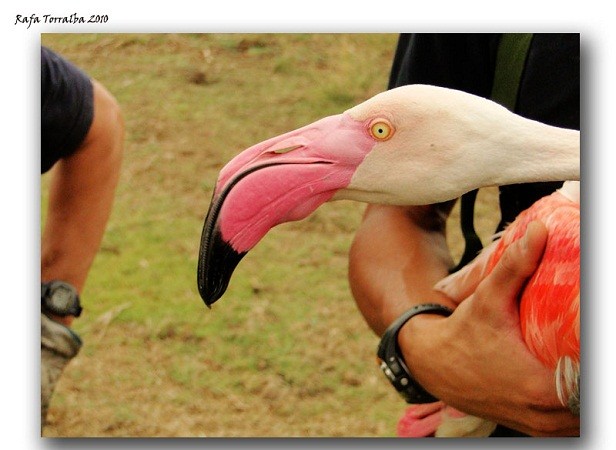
(41, 33), (500, 437)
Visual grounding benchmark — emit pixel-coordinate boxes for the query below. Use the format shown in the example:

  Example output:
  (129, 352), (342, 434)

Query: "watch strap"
(41, 281), (83, 317)
(377, 303), (453, 404)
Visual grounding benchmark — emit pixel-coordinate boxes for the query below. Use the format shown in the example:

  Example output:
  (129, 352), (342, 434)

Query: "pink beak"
(197, 112), (375, 306)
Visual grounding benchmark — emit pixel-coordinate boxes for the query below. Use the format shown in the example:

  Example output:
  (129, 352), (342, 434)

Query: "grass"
(41, 33), (501, 437)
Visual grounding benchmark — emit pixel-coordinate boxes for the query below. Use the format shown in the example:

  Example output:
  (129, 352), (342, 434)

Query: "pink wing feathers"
(486, 192), (580, 370)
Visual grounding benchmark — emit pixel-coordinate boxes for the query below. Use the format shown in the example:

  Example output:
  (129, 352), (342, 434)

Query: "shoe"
(40, 313), (82, 428)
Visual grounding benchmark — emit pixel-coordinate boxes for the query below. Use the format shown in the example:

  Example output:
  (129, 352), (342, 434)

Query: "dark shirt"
(41, 46), (94, 174)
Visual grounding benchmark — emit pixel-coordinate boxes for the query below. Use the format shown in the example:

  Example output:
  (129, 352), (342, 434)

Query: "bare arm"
(348, 203), (456, 335)
(41, 80), (124, 325)
(348, 204), (580, 436)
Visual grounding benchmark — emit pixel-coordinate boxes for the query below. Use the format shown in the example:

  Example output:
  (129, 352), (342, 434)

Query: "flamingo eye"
(369, 120), (394, 141)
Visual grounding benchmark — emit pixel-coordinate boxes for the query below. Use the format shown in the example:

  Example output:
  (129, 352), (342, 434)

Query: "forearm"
(348, 203), (455, 336)
(41, 154), (118, 291)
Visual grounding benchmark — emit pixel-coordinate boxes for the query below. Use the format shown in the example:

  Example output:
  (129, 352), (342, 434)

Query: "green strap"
(491, 33), (534, 111)
(451, 33), (533, 273)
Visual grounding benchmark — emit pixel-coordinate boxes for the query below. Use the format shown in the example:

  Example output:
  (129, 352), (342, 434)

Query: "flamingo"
(197, 84), (580, 437)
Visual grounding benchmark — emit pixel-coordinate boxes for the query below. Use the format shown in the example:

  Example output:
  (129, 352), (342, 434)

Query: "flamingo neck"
(488, 116), (580, 187)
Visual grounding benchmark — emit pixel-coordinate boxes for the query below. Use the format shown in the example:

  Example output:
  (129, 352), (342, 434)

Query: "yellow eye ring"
(369, 119), (394, 141)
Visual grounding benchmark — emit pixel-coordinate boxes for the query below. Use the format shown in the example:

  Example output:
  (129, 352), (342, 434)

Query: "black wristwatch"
(41, 280), (83, 317)
(376, 303), (453, 404)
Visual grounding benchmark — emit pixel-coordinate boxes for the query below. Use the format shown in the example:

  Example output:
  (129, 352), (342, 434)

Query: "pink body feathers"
(488, 185), (580, 379)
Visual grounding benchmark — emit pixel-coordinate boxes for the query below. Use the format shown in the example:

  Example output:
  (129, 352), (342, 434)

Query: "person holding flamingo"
(348, 33), (580, 437)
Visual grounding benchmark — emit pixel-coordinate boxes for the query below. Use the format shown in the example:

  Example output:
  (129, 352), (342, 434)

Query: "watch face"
(42, 281), (81, 317)
(50, 285), (75, 311)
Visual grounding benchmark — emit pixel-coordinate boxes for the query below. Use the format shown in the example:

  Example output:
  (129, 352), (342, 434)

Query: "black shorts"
(41, 46), (94, 174)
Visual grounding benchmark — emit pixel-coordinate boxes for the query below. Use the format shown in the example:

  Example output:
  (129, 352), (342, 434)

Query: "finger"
(477, 221), (548, 309)
(403, 402), (445, 418)
(500, 408), (580, 437)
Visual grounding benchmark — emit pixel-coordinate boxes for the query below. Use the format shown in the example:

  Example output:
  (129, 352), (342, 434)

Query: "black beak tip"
(197, 277), (228, 308)
(197, 220), (247, 309)
(198, 284), (216, 308)
(198, 171), (258, 310)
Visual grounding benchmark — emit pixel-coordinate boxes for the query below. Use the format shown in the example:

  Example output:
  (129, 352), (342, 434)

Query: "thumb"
(477, 220), (548, 312)
(434, 240), (499, 304)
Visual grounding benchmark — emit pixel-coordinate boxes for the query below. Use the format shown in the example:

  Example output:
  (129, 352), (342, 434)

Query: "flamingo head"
(197, 84), (556, 306)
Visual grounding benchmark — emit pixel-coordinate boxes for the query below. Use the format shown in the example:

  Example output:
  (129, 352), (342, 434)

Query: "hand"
(399, 221), (580, 436)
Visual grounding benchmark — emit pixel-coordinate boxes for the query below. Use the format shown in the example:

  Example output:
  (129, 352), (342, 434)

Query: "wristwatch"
(41, 280), (83, 317)
(376, 303), (453, 404)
